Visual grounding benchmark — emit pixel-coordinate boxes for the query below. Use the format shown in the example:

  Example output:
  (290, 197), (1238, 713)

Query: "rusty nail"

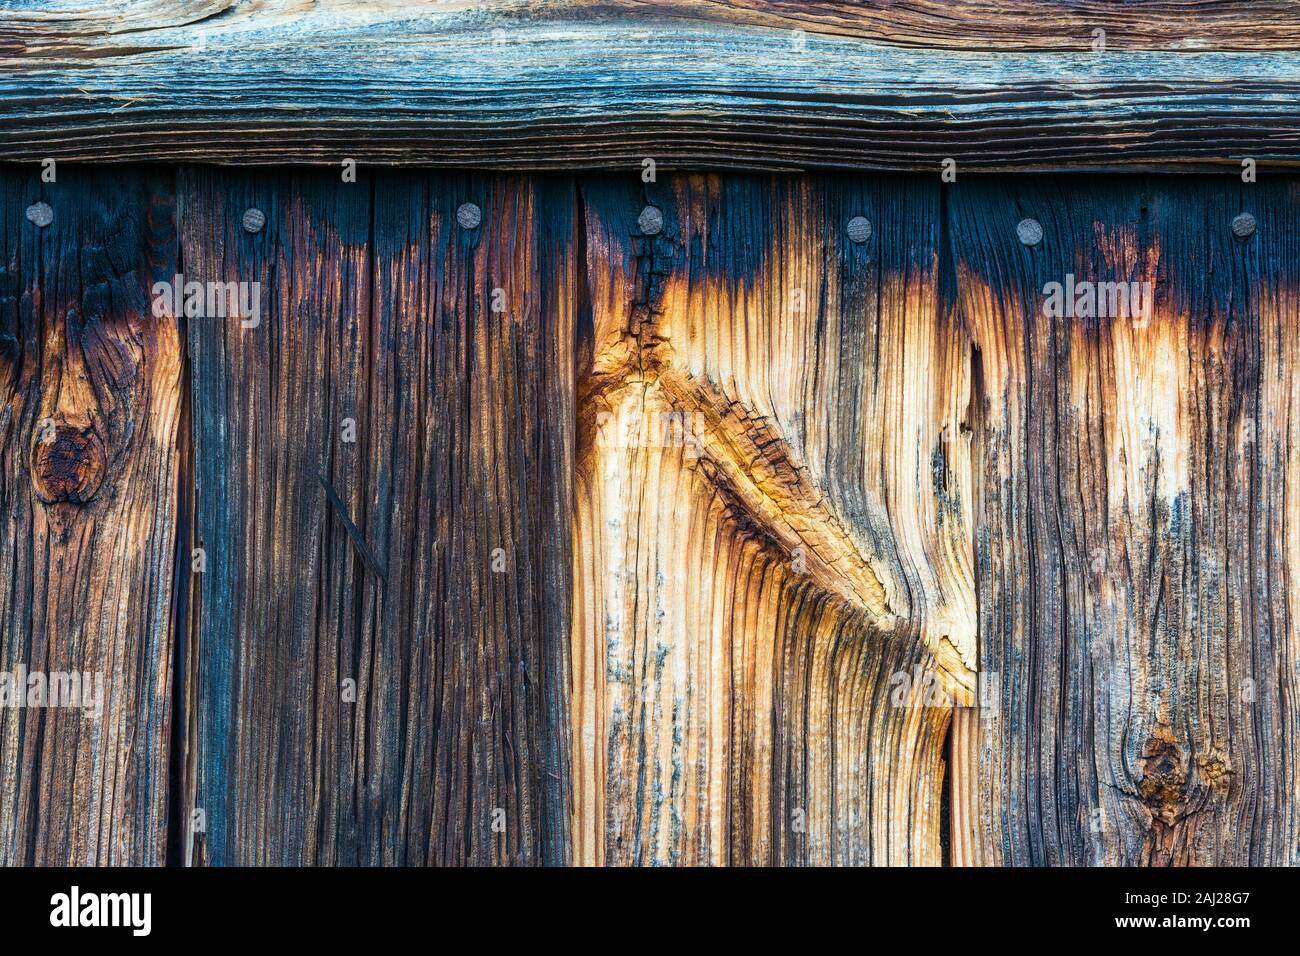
(638, 206), (663, 236)
(457, 203), (482, 229)
(1016, 218), (1043, 247)
(242, 208), (266, 234)
(1232, 212), (1256, 239)
(26, 202), (52, 228)
(846, 216), (872, 244)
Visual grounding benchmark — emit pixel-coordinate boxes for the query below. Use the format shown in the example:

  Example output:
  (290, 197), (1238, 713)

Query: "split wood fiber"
(1, 164), (1297, 865)
(4, 1), (1300, 171)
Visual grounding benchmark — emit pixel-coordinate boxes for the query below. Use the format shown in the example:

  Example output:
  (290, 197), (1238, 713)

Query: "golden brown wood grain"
(3, 163), (1298, 868)
(571, 174), (975, 864)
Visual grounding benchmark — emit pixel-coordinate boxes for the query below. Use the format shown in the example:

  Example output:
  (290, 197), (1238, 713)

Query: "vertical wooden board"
(951, 176), (1300, 865)
(572, 173), (975, 865)
(367, 172), (575, 865)
(181, 167), (372, 866)
(183, 169), (574, 865)
(0, 168), (182, 865)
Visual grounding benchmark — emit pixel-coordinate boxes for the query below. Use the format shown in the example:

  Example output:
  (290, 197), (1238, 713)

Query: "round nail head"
(242, 208), (266, 234)
(457, 203), (482, 229)
(1016, 218), (1043, 247)
(1232, 212), (1256, 239)
(26, 202), (52, 228)
(638, 206), (663, 236)
(846, 216), (872, 244)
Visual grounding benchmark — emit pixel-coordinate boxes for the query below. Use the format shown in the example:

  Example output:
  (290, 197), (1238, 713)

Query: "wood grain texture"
(571, 173), (975, 865)
(11, 1), (1300, 54)
(6, 163), (1300, 869)
(951, 176), (1300, 865)
(181, 167), (574, 865)
(367, 171), (576, 866)
(4, 2), (1300, 171)
(0, 167), (183, 865)
(604, 0), (1300, 51)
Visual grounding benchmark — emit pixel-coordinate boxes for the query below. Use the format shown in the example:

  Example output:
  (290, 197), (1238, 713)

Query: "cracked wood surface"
(5, 1), (1300, 171)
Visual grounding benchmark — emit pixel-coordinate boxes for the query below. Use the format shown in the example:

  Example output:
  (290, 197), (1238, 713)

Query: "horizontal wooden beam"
(3, 1), (1300, 171)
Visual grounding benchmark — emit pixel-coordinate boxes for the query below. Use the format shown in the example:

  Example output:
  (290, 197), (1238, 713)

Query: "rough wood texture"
(951, 176), (1300, 865)
(10, 1), (1300, 53)
(6, 163), (1299, 868)
(181, 168), (574, 865)
(367, 171), (576, 866)
(948, 706), (981, 866)
(571, 173), (974, 864)
(0, 167), (183, 864)
(4, 1), (1300, 171)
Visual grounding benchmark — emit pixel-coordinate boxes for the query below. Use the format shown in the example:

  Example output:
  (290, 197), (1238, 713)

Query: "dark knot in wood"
(32, 422), (105, 504)
(1139, 723), (1187, 825)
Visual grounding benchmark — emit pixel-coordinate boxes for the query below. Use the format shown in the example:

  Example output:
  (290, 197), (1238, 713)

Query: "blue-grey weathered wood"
(2, 2), (1300, 171)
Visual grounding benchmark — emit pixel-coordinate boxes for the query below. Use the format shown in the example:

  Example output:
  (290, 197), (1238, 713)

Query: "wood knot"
(31, 421), (105, 504)
(1139, 723), (1186, 824)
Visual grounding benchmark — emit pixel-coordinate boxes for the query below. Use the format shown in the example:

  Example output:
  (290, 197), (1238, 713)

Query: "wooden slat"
(367, 171), (576, 865)
(951, 176), (1300, 865)
(3, 2), (1300, 171)
(181, 167), (574, 865)
(0, 167), (183, 865)
(571, 173), (975, 864)
(180, 167), (372, 866)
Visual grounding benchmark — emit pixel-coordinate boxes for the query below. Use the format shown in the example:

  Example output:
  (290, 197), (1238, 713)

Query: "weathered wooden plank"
(571, 172), (974, 864)
(951, 176), (1300, 865)
(181, 167), (574, 865)
(10, 0), (1300, 53)
(7, 160), (1298, 870)
(4, 3), (1300, 171)
(366, 171), (575, 865)
(180, 167), (372, 866)
(0, 167), (183, 865)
